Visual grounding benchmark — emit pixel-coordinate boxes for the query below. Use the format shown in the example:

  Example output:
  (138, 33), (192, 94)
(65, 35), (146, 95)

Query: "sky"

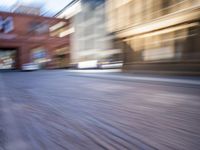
(0, 0), (73, 16)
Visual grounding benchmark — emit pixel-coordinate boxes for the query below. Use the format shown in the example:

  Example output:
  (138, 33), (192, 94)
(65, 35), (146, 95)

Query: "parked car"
(21, 63), (39, 71)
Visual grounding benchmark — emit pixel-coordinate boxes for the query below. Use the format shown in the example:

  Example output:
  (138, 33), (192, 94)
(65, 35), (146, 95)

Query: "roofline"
(54, 0), (80, 17)
(0, 11), (69, 22)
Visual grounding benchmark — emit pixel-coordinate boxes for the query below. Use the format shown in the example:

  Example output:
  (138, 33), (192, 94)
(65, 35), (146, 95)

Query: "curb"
(65, 72), (200, 86)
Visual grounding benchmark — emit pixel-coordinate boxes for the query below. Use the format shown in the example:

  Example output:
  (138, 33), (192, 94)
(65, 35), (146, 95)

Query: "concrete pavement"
(0, 70), (200, 150)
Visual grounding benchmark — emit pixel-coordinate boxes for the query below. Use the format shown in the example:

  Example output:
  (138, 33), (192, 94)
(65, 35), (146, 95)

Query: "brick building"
(0, 11), (70, 69)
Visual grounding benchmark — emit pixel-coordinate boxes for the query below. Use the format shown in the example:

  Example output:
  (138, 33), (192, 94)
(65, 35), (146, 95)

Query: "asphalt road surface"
(0, 70), (200, 150)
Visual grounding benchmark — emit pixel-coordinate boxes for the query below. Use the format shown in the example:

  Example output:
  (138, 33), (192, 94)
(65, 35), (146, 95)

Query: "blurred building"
(57, 0), (121, 68)
(106, 0), (200, 73)
(0, 11), (70, 69)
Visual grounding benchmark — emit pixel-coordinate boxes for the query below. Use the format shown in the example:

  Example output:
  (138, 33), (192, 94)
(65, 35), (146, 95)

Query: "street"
(0, 70), (200, 150)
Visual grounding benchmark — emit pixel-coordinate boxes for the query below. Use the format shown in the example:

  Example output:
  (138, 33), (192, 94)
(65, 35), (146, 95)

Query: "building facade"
(57, 0), (120, 67)
(0, 11), (70, 69)
(106, 0), (200, 73)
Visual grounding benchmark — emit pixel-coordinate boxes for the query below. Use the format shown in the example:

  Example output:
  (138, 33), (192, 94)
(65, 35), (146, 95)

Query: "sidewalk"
(65, 70), (200, 86)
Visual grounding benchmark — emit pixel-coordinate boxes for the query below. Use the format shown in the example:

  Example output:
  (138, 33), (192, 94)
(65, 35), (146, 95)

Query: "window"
(3, 17), (14, 33)
(29, 22), (49, 34)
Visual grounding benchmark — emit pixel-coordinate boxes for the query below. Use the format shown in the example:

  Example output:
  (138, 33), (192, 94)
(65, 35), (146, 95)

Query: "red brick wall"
(0, 11), (70, 69)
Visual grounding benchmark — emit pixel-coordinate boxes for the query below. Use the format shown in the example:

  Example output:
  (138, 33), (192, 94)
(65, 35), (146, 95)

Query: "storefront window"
(52, 46), (70, 68)
(31, 47), (48, 67)
(0, 50), (16, 69)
